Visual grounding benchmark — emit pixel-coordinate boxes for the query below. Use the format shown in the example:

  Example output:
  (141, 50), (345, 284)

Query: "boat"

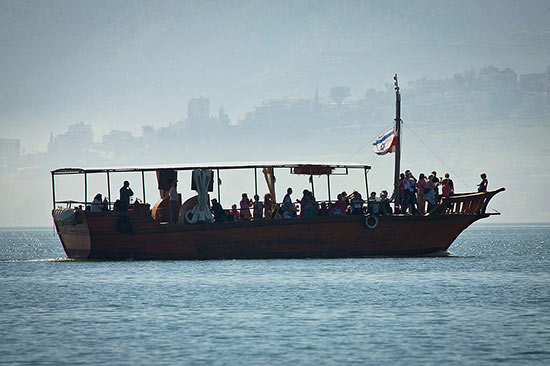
(51, 76), (504, 260)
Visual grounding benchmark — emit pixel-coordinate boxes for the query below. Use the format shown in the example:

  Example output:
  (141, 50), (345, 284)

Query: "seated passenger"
(230, 204), (240, 221)
(331, 194), (346, 216)
(368, 191), (380, 215)
(350, 190), (365, 215)
(379, 190), (392, 215)
(299, 189), (315, 218)
(91, 193), (104, 212)
(211, 198), (226, 222)
(263, 193), (273, 219)
(240, 193), (252, 220)
(282, 188), (297, 218)
(102, 197), (109, 211)
(253, 194), (264, 220)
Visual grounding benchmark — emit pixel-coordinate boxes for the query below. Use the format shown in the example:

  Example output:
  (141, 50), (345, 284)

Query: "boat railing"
(429, 188), (505, 216)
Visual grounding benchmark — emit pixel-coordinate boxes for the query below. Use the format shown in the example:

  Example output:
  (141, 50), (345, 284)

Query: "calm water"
(1, 224), (549, 365)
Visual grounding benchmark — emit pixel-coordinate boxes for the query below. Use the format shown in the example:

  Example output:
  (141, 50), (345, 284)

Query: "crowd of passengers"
(210, 187), (368, 223)
(87, 172), (489, 221)
(213, 170), (489, 222)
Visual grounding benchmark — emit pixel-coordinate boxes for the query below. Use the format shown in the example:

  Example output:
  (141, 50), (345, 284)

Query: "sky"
(1, 0), (549, 226)
(1, 0), (549, 150)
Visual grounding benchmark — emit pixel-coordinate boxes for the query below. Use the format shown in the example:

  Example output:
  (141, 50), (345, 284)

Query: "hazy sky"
(1, 0), (549, 151)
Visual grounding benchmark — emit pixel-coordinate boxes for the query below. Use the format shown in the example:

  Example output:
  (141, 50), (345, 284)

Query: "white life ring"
(184, 206), (198, 224)
(365, 215), (379, 229)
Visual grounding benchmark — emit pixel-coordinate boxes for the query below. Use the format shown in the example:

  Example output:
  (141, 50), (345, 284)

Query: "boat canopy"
(51, 161), (371, 175)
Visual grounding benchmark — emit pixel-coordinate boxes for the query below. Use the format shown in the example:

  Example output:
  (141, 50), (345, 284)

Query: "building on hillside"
(519, 64), (550, 92)
(188, 97), (210, 121)
(48, 122), (93, 154)
(0, 137), (20, 171)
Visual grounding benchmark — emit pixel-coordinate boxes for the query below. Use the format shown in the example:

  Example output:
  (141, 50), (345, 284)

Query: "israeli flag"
(372, 128), (397, 155)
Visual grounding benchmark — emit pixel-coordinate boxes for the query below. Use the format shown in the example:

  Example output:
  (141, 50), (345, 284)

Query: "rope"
(345, 123), (393, 162)
(402, 120), (471, 190)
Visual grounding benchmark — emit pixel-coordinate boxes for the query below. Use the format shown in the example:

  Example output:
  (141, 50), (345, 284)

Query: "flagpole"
(393, 74), (402, 212)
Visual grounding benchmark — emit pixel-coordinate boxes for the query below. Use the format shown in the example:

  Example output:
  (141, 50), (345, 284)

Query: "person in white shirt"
(169, 180), (178, 224)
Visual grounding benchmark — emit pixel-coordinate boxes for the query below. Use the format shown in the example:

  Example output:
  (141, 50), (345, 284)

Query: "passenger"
(404, 170), (418, 215)
(431, 171), (440, 203)
(211, 198), (226, 222)
(342, 191), (350, 209)
(298, 189), (315, 218)
(368, 191), (380, 215)
(441, 178), (451, 198)
(230, 204), (240, 221)
(318, 202), (329, 216)
(101, 197), (109, 211)
(380, 190), (392, 215)
(350, 190), (365, 215)
(119, 180), (134, 211)
(263, 193), (272, 219)
(331, 193), (346, 216)
(445, 173), (454, 195)
(478, 173), (488, 192)
(169, 180), (178, 224)
(253, 194), (264, 220)
(398, 173), (406, 213)
(91, 193), (103, 212)
(240, 193), (253, 220)
(425, 174), (437, 212)
(282, 188), (296, 218)
(417, 173), (427, 214)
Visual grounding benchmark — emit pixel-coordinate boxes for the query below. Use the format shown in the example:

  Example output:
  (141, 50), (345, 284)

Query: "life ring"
(365, 215), (379, 229)
(184, 207), (198, 224)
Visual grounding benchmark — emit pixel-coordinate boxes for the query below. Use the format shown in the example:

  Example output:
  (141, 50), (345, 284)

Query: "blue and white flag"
(372, 128), (398, 155)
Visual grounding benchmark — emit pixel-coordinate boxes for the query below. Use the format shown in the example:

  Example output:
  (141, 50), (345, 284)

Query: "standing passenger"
(431, 171), (440, 203)
(417, 173), (427, 214)
(119, 181), (134, 211)
(445, 173), (454, 195)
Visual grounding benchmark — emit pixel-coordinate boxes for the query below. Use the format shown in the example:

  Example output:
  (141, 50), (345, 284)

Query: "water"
(1, 224), (549, 365)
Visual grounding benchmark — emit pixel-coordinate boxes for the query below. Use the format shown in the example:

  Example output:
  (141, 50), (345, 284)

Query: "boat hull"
(53, 211), (484, 260)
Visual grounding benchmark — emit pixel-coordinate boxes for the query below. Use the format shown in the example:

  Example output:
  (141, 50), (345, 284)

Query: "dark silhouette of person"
(119, 180), (134, 211)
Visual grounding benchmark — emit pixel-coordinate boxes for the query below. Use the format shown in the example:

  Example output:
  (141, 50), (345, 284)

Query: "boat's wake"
(1, 257), (73, 263)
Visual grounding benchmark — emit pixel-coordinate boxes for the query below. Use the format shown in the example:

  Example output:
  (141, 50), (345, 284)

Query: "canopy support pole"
(84, 172), (88, 207)
(327, 175), (331, 203)
(106, 172), (111, 208)
(254, 168), (258, 197)
(217, 169), (221, 201)
(51, 173), (56, 209)
(141, 171), (146, 204)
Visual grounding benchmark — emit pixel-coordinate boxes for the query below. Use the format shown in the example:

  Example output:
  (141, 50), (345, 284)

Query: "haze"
(1, 0), (549, 226)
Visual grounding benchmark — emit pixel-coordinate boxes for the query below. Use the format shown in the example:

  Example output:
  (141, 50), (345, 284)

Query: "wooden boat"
(51, 76), (504, 260)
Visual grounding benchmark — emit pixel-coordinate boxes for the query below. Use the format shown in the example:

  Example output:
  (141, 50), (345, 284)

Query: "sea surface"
(1, 224), (549, 365)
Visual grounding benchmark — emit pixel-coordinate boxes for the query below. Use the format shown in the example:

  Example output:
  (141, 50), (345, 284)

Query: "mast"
(393, 74), (402, 212)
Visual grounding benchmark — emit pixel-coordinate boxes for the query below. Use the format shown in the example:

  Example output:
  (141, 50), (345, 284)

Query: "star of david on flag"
(372, 128), (398, 155)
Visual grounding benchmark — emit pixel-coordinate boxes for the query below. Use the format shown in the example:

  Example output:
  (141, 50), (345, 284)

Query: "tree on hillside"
(329, 86), (351, 104)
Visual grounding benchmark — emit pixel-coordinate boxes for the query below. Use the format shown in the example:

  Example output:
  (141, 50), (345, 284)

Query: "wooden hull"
(53, 210), (487, 260)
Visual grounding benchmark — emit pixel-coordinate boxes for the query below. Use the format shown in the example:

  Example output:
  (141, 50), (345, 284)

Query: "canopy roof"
(51, 161), (371, 175)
